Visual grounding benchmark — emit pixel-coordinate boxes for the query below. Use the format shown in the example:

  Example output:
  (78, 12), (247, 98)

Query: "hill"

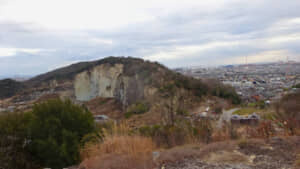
(0, 79), (24, 99)
(0, 57), (240, 120)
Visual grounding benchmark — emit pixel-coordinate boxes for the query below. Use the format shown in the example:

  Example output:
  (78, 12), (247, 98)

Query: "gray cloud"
(0, 0), (300, 78)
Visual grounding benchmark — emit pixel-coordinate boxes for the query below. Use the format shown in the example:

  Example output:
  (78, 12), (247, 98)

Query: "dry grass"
(212, 128), (231, 142)
(295, 154), (300, 167)
(156, 141), (236, 165)
(80, 122), (156, 169)
(84, 135), (155, 157)
(203, 151), (249, 164)
(233, 107), (259, 116)
(80, 135), (156, 169)
(80, 153), (154, 169)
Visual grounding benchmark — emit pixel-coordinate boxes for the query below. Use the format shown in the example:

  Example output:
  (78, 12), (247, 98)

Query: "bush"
(126, 102), (149, 117)
(238, 138), (249, 149)
(0, 112), (38, 169)
(138, 122), (196, 148)
(173, 76), (208, 98)
(211, 84), (241, 104)
(214, 106), (223, 114)
(27, 99), (95, 169)
(293, 83), (300, 88)
(274, 91), (300, 135)
(246, 121), (275, 138)
(124, 112), (134, 119)
(194, 119), (213, 144)
(256, 100), (266, 109)
(255, 121), (275, 138)
(139, 119), (214, 147)
(176, 109), (189, 116)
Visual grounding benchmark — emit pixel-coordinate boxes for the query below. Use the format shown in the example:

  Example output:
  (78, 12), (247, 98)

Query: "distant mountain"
(0, 79), (24, 99)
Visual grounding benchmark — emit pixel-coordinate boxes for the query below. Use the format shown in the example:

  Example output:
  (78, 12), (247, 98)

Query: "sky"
(0, 0), (300, 77)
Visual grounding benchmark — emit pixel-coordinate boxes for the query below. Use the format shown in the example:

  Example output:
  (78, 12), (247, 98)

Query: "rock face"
(0, 57), (210, 112)
(74, 64), (124, 101)
(0, 57), (170, 111)
(74, 62), (150, 106)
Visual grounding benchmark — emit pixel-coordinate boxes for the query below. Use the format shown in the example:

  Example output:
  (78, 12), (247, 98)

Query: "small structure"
(247, 113), (260, 125)
(230, 115), (241, 125)
(94, 115), (110, 123)
(231, 113), (260, 126)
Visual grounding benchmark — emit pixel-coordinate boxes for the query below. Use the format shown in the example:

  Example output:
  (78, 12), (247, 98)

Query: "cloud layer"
(0, 0), (300, 77)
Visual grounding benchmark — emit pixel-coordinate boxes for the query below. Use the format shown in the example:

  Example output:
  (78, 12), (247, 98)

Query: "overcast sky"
(0, 0), (300, 77)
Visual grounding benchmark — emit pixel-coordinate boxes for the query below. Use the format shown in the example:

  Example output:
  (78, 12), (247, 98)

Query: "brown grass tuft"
(80, 134), (156, 169)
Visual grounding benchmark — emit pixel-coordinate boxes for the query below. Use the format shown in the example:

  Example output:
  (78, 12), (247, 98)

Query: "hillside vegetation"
(0, 57), (241, 110)
(0, 79), (24, 99)
(0, 99), (95, 169)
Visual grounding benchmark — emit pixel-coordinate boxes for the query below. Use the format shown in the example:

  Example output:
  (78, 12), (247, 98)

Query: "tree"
(293, 83), (300, 88)
(274, 91), (300, 135)
(27, 99), (95, 169)
(207, 79), (241, 105)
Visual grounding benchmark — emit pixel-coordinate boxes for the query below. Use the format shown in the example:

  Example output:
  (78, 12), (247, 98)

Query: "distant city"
(175, 61), (300, 102)
(2, 60), (300, 103)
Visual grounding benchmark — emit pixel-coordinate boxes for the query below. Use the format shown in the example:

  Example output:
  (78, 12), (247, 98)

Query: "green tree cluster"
(212, 84), (241, 104)
(0, 99), (95, 169)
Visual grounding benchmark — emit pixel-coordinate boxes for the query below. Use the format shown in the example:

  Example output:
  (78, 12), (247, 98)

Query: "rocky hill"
(0, 57), (240, 118)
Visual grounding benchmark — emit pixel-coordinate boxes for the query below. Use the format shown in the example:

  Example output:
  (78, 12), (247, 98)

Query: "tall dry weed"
(80, 122), (156, 169)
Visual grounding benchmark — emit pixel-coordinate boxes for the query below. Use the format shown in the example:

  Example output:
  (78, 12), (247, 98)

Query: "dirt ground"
(159, 136), (300, 169)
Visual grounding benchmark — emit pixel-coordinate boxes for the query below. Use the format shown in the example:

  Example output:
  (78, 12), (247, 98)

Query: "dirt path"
(217, 108), (240, 128)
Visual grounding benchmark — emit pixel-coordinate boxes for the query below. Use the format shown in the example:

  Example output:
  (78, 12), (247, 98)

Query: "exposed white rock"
(74, 64), (124, 101)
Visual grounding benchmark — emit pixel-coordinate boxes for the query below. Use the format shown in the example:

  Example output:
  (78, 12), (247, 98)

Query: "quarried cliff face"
(74, 63), (151, 106)
(74, 64), (124, 101)
(1, 57), (210, 113)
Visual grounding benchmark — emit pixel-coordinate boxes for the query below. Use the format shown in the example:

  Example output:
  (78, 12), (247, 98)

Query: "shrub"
(212, 129), (230, 142)
(256, 100), (266, 109)
(194, 119), (213, 144)
(124, 112), (134, 119)
(125, 102), (149, 118)
(173, 76), (208, 98)
(214, 106), (223, 114)
(176, 109), (189, 116)
(262, 112), (276, 120)
(293, 83), (300, 88)
(138, 120), (197, 148)
(256, 121), (275, 138)
(238, 138), (249, 149)
(246, 121), (275, 139)
(27, 99), (95, 169)
(139, 118), (214, 147)
(211, 83), (241, 104)
(229, 124), (239, 140)
(0, 112), (38, 169)
(139, 124), (188, 147)
(274, 91), (300, 135)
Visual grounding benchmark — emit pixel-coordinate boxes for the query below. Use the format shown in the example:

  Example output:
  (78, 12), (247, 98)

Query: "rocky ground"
(75, 136), (299, 169)
(161, 136), (300, 169)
